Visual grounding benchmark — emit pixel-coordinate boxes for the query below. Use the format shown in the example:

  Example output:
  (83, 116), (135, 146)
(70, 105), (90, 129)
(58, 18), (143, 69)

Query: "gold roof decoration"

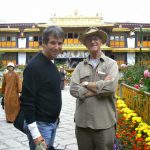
(37, 15), (115, 28)
(0, 28), (20, 32)
(112, 28), (130, 32)
(50, 17), (102, 27)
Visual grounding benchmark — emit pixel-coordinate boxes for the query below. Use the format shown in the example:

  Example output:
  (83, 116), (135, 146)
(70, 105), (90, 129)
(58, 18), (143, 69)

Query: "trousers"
(75, 125), (115, 150)
(24, 120), (58, 150)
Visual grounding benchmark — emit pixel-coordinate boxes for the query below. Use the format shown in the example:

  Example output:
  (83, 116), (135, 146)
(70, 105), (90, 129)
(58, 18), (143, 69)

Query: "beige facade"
(0, 16), (150, 67)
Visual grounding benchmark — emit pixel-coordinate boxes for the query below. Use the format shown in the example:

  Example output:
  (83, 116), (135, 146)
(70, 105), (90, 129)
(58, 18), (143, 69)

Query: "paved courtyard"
(0, 86), (78, 150)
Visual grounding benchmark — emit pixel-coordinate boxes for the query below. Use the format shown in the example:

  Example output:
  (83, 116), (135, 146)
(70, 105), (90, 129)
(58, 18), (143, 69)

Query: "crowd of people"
(0, 25), (118, 150)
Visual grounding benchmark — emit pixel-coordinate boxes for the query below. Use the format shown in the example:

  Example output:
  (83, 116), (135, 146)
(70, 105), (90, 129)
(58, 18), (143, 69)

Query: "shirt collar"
(84, 52), (106, 64)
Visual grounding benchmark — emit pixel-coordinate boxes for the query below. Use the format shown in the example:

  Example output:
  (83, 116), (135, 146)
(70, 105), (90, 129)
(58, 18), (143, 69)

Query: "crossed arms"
(70, 62), (119, 99)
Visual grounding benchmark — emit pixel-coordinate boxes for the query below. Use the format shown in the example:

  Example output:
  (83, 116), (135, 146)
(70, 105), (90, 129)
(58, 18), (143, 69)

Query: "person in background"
(1, 62), (22, 123)
(70, 27), (119, 150)
(20, 26), (65, 150)
(59, 66), (66, 90)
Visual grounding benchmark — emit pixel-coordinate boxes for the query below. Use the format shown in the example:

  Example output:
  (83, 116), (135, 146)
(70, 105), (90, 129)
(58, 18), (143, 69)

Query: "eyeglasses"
(85, 36), (101, 43)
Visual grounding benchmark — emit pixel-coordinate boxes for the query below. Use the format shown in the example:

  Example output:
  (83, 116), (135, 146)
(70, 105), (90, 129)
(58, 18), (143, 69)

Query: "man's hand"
(81, 75), (113, 93)
(34, 136), (47, 149)
(81, 81), (97, 93)
(19, 93), (21, 97)
(81, 81), (87, 87)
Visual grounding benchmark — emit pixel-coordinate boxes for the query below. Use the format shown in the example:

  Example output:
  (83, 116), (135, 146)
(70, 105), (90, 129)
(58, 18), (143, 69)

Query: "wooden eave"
(112, 28), (130, 32)
(0, 28), (20, 32)
(135, 28), (150, 33)
(111, 47), (150, 52)
(0, 48), (42, 52)
(62, 44), (112, 51)
(0, 47), (149, 53)
(0, 45), (111, 52)
(23, 28), (40, 32)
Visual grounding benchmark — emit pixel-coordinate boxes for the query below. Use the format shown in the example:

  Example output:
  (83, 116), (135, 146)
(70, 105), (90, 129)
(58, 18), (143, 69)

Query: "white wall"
(127, 52), (135, 65)
(18, 38), (26, 48)
(18, 53), (26, 65)
(127, 37), (135, 48)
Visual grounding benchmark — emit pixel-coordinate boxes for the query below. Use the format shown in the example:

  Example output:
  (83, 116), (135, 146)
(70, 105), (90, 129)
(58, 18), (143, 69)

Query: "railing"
(118, 83), (150, 124)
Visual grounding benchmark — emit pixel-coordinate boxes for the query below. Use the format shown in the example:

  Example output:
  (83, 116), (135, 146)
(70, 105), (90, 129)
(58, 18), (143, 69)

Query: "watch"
(84, 81), (89, 87)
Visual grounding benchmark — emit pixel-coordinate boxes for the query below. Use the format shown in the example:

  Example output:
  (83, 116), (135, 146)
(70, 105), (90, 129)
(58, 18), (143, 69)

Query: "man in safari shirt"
(70, 27), (119, 150)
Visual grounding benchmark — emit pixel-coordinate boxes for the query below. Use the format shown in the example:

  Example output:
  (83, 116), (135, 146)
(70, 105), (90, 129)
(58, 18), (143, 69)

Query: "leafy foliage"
(121, 65), (150, 92)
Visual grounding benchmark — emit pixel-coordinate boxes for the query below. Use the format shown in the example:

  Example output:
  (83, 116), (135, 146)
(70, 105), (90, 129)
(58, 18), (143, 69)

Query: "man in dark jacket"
(21, 26), (65, 150)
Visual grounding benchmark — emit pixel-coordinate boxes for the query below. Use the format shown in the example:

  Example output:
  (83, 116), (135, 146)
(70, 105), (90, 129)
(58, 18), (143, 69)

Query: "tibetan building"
(0, 15), (150, 68)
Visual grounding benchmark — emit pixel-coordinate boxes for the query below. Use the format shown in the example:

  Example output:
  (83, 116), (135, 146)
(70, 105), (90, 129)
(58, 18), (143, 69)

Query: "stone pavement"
(0, 86), (78, 150)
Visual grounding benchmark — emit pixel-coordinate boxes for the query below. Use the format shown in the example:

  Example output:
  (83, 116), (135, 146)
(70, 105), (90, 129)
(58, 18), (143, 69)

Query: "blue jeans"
(24, 120), (58, 150)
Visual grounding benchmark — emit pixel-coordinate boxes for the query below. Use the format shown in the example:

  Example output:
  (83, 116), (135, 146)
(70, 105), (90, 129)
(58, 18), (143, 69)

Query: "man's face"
(7, 66), (14, 71)
(60, 68), (64, 72)
(43, 35), (64, 59)
(84, 35), (102, 52)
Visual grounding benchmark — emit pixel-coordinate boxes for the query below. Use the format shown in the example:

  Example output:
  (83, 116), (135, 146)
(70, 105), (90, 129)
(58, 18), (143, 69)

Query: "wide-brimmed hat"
(79, 27), (107, 45)
(7, 62), (15, 68)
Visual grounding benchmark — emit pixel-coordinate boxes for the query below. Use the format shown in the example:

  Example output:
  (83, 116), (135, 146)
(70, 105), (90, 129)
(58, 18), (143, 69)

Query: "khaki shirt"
(70, 53), (119, 129)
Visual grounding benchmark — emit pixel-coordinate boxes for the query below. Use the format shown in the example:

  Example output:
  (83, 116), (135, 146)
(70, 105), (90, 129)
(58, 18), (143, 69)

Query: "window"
(34, 36), (38, 41)
(0, 35), (17, 48)
(74, 33), (78, 38)
(143, 36), (147, 41)
(110, 35), (125, 48)
(12, 37), (16, 41)
(115, 36), (119, 41)
(138, 34), (150, 47)
(39, 36), (42, 46)
(28, 35), (40, 48)
(29, 35), (39, 42)
(2, 53), (17, 65)
(68, 33), (73, 38)
(120, 36), (124, 41)
(2, 37), (6, 41)
(7, 36), (11, 41)
(64, 33), (79, 45)
(29, 36), (33, 41)
(110, 36), (114, 40)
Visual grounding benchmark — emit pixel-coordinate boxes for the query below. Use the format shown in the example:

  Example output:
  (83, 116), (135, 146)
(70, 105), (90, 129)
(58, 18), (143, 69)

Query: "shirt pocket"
(80, 71), (90, 83)
(97, 71), (107, 80)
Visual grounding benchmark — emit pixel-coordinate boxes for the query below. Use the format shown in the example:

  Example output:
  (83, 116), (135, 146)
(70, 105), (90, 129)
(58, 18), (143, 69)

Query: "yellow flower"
(130, 113), (137, 117)
(143, 129), (149, 133)
(117, 103), (127, 108)
(147, 131), (150, 136)
(147, 142), (150, 145)
(136, 134), (142, 138)
(135, 127), (139, 131)
(117, 96), (150, 144)
(145, 137), (150, 142)
(132, 117), (142, 123)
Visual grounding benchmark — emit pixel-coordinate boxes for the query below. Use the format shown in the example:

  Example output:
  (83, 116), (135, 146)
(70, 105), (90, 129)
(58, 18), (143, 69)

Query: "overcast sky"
(0, 0), (149, 23)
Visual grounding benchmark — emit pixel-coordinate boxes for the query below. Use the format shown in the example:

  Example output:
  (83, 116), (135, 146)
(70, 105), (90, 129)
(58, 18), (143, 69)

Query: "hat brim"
(7, 65), (15, 68)
(79, 30), (107, 45)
